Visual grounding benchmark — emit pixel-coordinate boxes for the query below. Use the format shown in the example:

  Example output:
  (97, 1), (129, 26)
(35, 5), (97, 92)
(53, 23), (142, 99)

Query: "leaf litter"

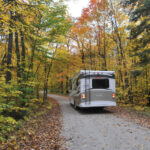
(107, 106), (150, 129)
(1, 97), (66, 150)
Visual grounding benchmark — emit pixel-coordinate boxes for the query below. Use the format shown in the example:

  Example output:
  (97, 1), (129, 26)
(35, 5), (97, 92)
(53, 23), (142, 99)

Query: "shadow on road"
(63, 102), (114, 115)
(78, 107), (113, 115)
(67, 103), (113, 115)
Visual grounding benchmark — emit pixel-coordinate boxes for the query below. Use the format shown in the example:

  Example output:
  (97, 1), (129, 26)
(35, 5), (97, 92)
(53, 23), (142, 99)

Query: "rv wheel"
(73, 100), (76, 108)
(73, 100), (78, 110)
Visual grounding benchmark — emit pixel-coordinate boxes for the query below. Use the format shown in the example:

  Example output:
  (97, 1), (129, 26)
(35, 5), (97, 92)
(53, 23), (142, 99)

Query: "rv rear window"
(92, 79), (109, 89)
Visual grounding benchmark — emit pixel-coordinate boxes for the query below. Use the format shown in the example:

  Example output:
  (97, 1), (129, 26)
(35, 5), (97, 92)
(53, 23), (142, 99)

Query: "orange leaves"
(80, 8), (90, 23)
(90, 0), (97, 3)
(71, 24), (79, 33)
(90, 0), (105, 6)
(78, 26), (91, 35)
(70, 0), (108, 37)
(89, 0), (109, 15)
(71, 22), (91, 36)
(58, 72), (65, 82)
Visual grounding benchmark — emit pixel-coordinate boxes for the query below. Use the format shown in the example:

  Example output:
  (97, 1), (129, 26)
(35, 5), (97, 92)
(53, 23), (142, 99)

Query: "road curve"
(48, 94), (150, 150)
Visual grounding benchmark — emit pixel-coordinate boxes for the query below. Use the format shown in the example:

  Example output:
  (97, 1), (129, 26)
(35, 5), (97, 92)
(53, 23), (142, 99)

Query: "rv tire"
(73, 100), (78, 110)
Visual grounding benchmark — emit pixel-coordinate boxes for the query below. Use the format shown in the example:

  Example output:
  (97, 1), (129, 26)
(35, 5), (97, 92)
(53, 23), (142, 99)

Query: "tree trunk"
(6, 28), (13, 83)
(15, 31), (21, 81)
(20, 30), (25, 69)
(29, 39), (37, 70)
(97, 31), (102, 70)
(89, 40), (93, 69)
(43, 62), (53, 103)
(1, 53), (7, 72)
(60, 80), (63, 95)
(66, 75), (69, 94)
(36, 84), (40, 99)
(103, 18), (107, 71)
(43, 83), (48, 103)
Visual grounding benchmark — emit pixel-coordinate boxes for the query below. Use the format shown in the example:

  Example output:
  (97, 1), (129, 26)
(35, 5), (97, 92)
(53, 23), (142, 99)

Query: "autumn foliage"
(0, 0), (71, 142)
(0, 0), (150, 146)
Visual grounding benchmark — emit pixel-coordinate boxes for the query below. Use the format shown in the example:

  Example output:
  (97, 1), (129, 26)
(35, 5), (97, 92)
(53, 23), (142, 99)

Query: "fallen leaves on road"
(107, 106), (150, 128)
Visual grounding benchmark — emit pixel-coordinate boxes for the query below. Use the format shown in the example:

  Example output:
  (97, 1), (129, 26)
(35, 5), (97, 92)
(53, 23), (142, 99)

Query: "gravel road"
(48, 94), (150, 150)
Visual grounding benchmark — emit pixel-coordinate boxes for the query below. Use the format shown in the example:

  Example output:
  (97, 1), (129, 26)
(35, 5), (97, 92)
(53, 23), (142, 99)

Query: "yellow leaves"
(27, 129), (35, 136)
(0, 89), (22, 98)
(134, 106), (145, 111)
(11, 107), (27, 112)
(0, 116), (17, 125)
(0, 14), (10, 22)
(6, 148), (12, 150)
(31, 98), (42, 104)
(0, 79), (23, 100)
(119, 103), (133, 107)
(4, 139), (19, 150)
(47, 104), (52, 110)
(56, 35), (67, 43)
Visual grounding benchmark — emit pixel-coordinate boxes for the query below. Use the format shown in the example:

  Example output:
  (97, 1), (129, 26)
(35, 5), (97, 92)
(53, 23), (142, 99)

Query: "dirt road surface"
(48, 94), (150, 150)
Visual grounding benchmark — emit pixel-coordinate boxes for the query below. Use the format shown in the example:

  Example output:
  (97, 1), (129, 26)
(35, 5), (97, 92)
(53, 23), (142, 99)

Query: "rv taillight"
(81, 93), (86, 99)
(112, 94), (116, 99)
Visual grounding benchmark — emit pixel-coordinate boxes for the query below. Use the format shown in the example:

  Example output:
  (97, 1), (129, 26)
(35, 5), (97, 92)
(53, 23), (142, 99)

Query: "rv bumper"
(79, 101), (117, 108)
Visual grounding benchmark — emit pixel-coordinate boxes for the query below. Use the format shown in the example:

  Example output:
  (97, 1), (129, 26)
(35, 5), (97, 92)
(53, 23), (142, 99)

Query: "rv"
(69, 70), (116, 109)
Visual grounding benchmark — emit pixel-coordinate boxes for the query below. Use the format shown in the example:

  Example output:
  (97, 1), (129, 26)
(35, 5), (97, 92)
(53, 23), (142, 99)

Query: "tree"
(123, 0), (150, 101)
(123, 0), (150, 64)
(0, 0), (72, 141)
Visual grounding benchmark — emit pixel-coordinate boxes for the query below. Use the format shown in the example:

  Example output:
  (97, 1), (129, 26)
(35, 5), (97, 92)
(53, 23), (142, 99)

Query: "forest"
(0, 0), (150, 143)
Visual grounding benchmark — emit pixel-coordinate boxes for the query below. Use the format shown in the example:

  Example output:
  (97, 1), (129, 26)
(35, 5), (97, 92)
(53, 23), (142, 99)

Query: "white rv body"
(69, 70), (116, 108)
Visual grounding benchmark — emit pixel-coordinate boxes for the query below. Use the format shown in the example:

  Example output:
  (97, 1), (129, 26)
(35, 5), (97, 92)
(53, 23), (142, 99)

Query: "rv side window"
(72, 79), (79, 90)
(92, 79), (109, 89)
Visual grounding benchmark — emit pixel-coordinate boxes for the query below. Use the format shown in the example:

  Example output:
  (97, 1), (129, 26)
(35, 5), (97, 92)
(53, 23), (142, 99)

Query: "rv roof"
(80, 70), (115, 75)
(71, 70), (115, 80)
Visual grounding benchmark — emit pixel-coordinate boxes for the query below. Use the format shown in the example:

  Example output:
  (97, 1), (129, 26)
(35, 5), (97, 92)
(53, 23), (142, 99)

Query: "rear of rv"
(79, 71), (116, 108)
